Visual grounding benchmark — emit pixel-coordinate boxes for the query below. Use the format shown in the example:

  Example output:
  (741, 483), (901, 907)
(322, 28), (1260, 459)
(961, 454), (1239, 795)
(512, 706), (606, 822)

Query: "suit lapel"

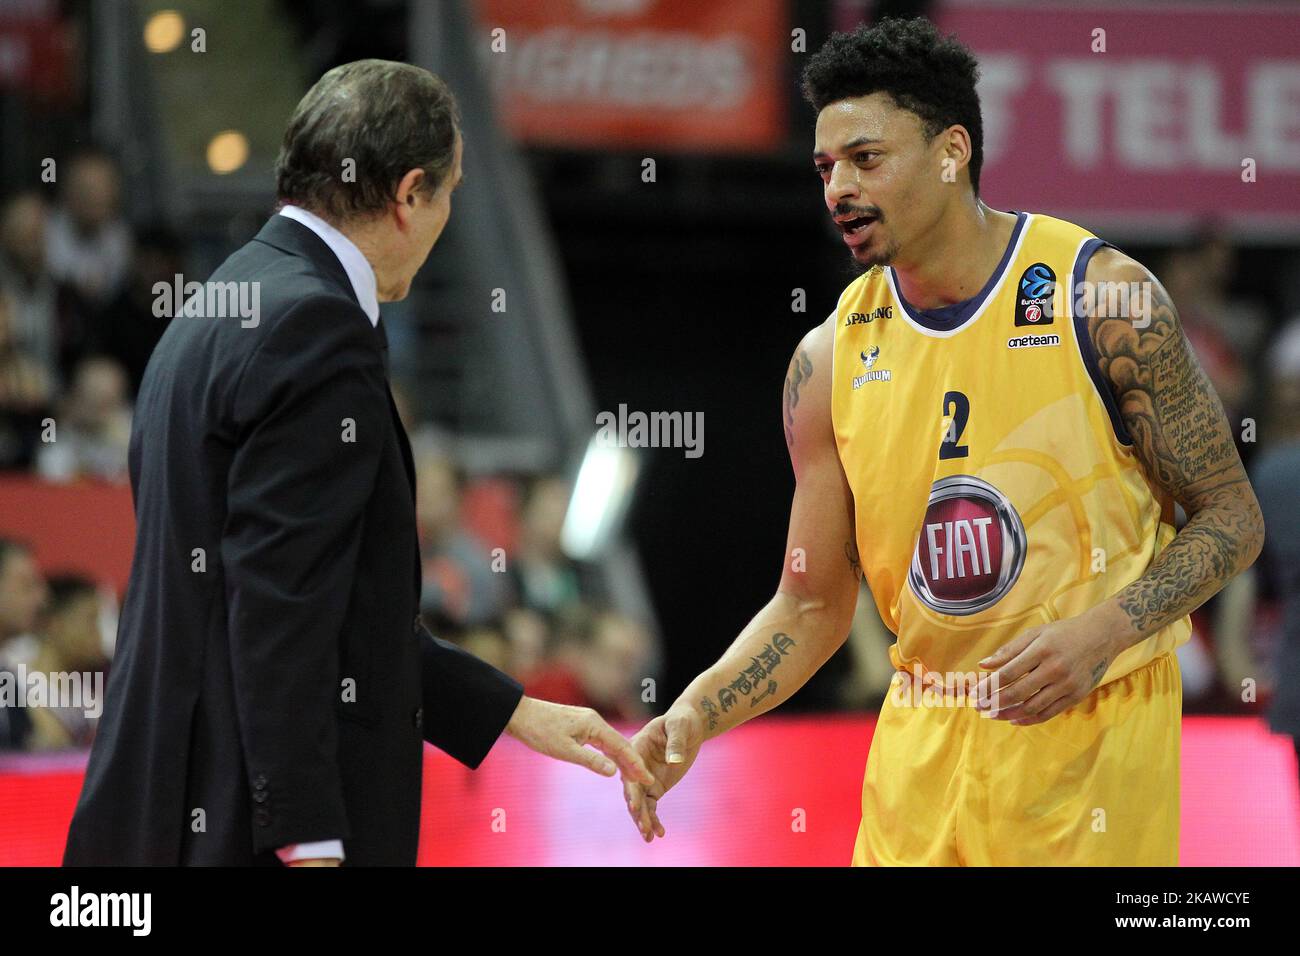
(384, 385), (422, 602)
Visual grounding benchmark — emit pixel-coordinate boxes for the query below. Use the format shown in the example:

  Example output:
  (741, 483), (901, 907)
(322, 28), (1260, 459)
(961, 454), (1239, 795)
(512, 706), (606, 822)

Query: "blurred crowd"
(1, 145), (1298, 755)
(0, 147), (656, 753)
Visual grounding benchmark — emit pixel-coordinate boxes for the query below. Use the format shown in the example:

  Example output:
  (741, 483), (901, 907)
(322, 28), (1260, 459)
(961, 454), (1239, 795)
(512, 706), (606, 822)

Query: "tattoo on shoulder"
(783, 349), (813, 448)
(1088, 266), (1262, 634)
(845, 539), (862, 581)
(1086, 279), (1238, 500)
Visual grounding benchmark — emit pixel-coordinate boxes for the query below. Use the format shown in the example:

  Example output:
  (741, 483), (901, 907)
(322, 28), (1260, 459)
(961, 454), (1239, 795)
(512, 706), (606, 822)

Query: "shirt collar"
(276, 204), (380, 326)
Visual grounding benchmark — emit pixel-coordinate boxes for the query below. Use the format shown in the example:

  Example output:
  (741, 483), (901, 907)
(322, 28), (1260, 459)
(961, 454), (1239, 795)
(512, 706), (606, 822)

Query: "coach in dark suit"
(63, 60), (650, 866)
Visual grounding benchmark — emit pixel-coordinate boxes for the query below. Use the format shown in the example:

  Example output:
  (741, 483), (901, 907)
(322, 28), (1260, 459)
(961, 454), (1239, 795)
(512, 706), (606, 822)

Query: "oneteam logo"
(1006, 332), (1061, 349)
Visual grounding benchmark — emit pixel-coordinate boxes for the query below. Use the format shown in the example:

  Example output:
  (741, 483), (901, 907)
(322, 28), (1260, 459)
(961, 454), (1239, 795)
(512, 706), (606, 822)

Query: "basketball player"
(622, 18), (1264, 865)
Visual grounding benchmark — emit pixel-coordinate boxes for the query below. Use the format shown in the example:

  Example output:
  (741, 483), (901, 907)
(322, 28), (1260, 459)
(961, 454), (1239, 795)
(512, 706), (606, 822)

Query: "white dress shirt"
(269, 204), (381, 865)
(277, 204), (380, 326)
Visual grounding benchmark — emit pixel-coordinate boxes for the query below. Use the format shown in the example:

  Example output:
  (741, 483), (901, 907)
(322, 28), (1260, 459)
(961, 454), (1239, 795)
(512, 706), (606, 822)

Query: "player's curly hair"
(801, 17), (984, 196)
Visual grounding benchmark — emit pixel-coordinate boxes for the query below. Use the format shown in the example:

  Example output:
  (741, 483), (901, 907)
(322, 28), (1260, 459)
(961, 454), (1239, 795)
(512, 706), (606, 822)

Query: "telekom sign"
(916, 3), (1300, 232)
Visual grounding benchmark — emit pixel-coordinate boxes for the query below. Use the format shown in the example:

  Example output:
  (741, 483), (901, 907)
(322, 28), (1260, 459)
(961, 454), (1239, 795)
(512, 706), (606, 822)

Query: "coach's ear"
(391, 168), (426, 222)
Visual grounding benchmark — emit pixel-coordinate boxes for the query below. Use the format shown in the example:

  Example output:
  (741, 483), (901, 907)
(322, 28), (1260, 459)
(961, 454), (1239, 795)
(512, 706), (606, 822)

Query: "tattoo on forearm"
(712, 632), (797, 715)
(1115, 486), (1256, 632)
(700, 696), (720, 731)
(1088, 272), (1263, 636)
(783, 349), (813, 448)
(1090, 659), (1108, 687)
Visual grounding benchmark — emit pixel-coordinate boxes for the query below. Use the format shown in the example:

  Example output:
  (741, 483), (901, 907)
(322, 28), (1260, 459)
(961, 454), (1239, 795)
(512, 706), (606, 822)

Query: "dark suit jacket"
(62, 215), (523, 866)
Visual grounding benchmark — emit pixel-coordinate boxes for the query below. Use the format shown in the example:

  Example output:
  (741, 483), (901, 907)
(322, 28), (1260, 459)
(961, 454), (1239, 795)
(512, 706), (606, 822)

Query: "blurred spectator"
(90, 224), (182, 395)
(581, 611), (652, 722)
(521, 604), (651, 722)
(521, 603), (595, 709)
(34, 356), (132, 483)
(0, 291), (54, 470)
(502, 606), (549, 680)
(45, 149), (132, 310)
(1160, 227), (1269, 442)
(0, 539), (49, 751)
(0, 191), (76, 389)
(0, 538), (50, 660)
(23, 575), (107, 751)
(416, 446), (507, 630)
(509, 475), (583, 614)
(1249, 317), (1300, 782)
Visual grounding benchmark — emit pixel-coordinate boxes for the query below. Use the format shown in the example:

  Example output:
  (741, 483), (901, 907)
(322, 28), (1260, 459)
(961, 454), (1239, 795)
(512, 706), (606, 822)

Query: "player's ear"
(938, 125), (971, 179)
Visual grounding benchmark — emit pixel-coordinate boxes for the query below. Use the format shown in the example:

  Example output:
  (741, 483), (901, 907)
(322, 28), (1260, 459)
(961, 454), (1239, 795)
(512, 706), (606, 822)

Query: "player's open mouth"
(839, 215), (877, 247)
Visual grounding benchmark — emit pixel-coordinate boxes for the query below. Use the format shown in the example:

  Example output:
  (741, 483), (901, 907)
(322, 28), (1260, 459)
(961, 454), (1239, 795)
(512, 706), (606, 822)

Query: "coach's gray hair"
(274, 59), (460, 222)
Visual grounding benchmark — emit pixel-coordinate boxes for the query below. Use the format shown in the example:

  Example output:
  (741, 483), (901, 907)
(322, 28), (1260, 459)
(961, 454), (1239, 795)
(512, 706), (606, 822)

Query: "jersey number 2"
(940, 391), (970, 460)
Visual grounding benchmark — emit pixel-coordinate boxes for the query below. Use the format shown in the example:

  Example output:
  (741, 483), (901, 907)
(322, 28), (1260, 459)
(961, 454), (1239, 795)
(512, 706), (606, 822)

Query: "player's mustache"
(834, 204), (882, 221)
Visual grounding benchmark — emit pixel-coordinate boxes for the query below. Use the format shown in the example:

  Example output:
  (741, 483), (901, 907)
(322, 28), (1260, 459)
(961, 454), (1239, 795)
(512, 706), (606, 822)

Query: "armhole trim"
(1070, 237), (1135, 448)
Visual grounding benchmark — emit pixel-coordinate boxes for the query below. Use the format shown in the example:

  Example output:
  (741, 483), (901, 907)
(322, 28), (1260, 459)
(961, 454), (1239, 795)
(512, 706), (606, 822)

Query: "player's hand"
(622, 704), (706, 843)
(974, 611), (1122, 725)
(505, 695), (654, 786)
(286, 858), (341, 866)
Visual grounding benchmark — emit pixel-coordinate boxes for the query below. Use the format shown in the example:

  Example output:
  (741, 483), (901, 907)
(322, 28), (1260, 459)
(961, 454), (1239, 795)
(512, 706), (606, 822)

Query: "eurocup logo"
(908, 475), (1027, 616)
(1020, 264), (1054, 299)
(1015, 262), (1057, 327)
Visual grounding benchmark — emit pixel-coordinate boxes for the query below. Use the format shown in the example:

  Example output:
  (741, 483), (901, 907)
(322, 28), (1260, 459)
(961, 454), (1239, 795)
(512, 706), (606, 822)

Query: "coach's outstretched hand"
(505, 696), (654, 786)
(622, 705), (706, 843)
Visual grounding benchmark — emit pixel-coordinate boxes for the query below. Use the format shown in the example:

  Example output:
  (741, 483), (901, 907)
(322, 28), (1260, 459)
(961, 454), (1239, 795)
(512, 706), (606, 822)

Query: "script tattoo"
(1086, 262), (1262, 635)
(783, 349), (813, 448)
(700, 696), (720, 731)
(713, 632), (798, 714)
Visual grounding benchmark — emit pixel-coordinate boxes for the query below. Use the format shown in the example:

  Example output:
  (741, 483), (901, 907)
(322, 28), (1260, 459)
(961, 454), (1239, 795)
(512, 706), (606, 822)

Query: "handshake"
(287, 695), (705, 866)
(504, 695), (708, 843)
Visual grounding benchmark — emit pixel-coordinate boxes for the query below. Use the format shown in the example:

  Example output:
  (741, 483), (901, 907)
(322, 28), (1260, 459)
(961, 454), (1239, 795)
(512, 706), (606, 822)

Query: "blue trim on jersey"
(887, 210), (1027, 332)
(1072, 237), (1135, 447)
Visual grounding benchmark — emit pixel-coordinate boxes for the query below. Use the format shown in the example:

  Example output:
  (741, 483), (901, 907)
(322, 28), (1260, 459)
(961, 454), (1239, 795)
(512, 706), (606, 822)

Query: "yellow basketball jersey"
(831, 210), (1190, 687)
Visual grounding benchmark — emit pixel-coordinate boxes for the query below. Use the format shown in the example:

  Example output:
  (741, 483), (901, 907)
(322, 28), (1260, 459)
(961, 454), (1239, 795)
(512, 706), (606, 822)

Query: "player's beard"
(851, 227), (900, 273)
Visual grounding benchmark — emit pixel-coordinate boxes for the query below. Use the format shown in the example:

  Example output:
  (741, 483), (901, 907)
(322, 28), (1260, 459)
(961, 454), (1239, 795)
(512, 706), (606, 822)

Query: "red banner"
(0, 0), (74, 102)
(2, 716), (1297, 865)
(908, 3), (1300, 233)
(474, 0), (787, 151)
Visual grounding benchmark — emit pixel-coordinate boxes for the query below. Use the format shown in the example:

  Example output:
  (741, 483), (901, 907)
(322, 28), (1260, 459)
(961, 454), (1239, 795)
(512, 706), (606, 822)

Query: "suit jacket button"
(412, 616), (421, 634)
(413, 707), (423, 730)
(253, 774), (268, 790)
(254, 808), (271, 827)
(253, 790), (269, 804)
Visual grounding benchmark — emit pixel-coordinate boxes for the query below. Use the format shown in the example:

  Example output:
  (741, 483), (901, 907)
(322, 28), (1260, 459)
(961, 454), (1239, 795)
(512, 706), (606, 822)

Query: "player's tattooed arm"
(1084, 248), (1264, 644)
(783, 348), (813, 448)
(663, 316), (854, 740)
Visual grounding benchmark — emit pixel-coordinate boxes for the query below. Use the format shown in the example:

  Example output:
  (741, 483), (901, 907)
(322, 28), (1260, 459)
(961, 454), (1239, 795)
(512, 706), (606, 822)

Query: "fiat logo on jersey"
(908, 475), (1026, 616)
